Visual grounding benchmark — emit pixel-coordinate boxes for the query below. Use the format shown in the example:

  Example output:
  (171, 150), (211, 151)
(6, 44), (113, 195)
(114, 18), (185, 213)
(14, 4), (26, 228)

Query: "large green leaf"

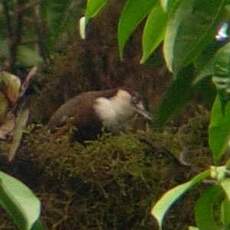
(163, 0), (226, 72)
(154, 66), (195, 127)
(212, 42), (230, 107)
(221, 178), (230, 199)
(86, 0), (108, 18)
(221, 199), (230, 227)
(118, 0), (156, 59)
(141, 2), (167, 63)
(209, 96), (230, 164)
(195, 185), (223, 230)
(0, 171), (41, 230)
(160, 0), (181, 11)
(151, 170), (209, 229)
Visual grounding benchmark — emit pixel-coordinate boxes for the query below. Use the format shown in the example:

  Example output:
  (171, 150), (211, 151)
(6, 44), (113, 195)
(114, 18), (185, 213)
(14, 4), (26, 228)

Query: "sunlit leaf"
(209, 96), (230, 164)
(188, 227), (199, 230)
(141, 2), (167, 63)
(86, 0), (108, 18)
(0, 72), (21, 105)
(0, 171), (41, 230)
(221, 178), (230, 199)
(79, 16), (87, 39)
(164, 0), (226, 72)
(160, 0), (181, 11)
(118, 0), (156, 59)
(151, 170), (209, 229)
(195, 185), (223, 230)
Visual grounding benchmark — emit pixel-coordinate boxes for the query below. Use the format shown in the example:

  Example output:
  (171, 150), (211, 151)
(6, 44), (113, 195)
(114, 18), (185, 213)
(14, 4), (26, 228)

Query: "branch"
(2, 0), (13, 39)
(34, 3), (51, 65)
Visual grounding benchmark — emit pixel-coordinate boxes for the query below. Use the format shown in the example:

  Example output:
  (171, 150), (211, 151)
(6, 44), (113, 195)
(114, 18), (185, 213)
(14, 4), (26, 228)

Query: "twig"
(34, 3), (50, 65)
(20, 66), (38, 98)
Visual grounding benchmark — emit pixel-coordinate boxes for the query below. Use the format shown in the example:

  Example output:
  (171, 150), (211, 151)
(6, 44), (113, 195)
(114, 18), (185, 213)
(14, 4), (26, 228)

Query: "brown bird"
(48, 88), (151, 142)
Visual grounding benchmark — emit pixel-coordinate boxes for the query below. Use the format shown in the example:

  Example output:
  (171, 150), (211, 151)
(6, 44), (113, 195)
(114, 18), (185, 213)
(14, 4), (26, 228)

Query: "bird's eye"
(131, 96), (139, 105)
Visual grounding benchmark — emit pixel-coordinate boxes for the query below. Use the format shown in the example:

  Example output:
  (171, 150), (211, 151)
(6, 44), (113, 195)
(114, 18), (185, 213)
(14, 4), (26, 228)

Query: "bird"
(48, 88), (151, 142)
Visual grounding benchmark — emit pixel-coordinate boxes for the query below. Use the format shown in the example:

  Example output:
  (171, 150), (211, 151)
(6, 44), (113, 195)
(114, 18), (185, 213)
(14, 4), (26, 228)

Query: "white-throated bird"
(48, 88), (151, 142)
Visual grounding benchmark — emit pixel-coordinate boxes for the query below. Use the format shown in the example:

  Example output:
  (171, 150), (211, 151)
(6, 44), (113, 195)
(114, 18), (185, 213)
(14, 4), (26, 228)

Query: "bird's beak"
(134, 102), (152, 121)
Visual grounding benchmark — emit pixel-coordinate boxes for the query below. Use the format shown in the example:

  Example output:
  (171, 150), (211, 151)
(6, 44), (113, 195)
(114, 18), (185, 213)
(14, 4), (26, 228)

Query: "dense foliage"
(84, 0), (230, 229)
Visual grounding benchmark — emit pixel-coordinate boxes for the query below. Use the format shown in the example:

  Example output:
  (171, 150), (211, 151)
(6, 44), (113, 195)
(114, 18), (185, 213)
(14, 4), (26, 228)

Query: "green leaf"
(195, 185), (223, 230)
(221, 199), (230, 227)
(212, 42), (230, 106)
(17, 46), (43, 67)
(209, 96), (230, 164)
(188, 227), (199, 230)
(86, 0), (108, 18)
(163, 0), (226, 72)
(118, 0), (157, 59)
(154, 65), (195, 127)
(8, 105), (29, 162)
(0, 171), (41, 230)
(160, 0), (181, 11)
(221, 178), (230, 199)
(141, 2), (167, 63)
(151, 170), (209, 229)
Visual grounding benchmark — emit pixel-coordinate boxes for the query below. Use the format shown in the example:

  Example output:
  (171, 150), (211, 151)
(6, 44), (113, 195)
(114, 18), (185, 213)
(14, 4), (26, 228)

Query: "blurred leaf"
(160, 0), (181, 11)
(79, 16), (87, 39)
(193, 41), (222, 84)
(154, 66), (194, 127)
(41, 0), (72, 47)
(118, 0), (156, 59)
(31, 220), (44, 230)
(8, 105), (29, 162)
(0, 171), (41, 230)
(163, 0), (226, 72)
(17, 46), (43, 67)
(195, 185), (223, 230)
(221, 178), (230, 199)
(86, 0), (108, 18)
(0, 39), (9, 59)
(151, 170), (209, 229)
(0, 72), (21, 105)
(0, 113), (15, 140)
(141, 2), (167, 63)
(0, 92), (9, 124)
(221, 199), (230, 227)
(209, 95), (230, 163)
(212, 42), (230, 108)
(188, 227), (199, 230)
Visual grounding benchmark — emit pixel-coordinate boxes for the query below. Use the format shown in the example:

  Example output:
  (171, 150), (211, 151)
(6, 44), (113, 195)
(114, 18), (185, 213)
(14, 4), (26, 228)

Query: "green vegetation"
(85, 0), (230, 229)
(0, 0), (230, 229)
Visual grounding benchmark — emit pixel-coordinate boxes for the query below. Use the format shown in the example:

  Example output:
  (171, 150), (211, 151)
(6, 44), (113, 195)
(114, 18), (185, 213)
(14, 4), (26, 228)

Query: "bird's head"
(108, 88), (152, 121)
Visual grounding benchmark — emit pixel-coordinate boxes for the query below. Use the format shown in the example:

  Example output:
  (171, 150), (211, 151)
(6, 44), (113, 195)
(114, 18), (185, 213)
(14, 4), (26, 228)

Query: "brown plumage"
(48, 88), (151, 142)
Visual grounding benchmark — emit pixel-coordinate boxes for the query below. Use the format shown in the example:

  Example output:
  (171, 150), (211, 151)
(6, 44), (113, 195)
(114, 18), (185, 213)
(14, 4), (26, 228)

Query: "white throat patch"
(94, 90), (134, 130)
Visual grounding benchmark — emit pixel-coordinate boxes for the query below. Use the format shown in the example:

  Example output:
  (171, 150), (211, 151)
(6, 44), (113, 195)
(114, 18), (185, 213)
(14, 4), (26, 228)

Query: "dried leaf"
(0, 113), (15, 140)
(0, 72), (21, 105)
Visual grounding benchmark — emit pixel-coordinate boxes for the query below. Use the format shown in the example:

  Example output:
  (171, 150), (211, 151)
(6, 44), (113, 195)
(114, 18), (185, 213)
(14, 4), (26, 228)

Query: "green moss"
(0, 109), (211, 229)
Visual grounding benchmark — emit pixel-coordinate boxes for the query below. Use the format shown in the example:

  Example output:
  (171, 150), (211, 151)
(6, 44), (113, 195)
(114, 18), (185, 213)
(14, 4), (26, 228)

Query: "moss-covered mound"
(0, 110), (210, 229)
